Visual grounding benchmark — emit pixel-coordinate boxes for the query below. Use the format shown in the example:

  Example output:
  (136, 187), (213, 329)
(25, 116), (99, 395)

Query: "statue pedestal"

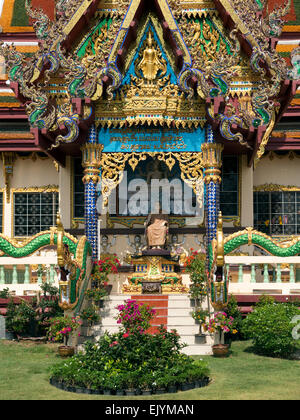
(122, 250), (188, 295)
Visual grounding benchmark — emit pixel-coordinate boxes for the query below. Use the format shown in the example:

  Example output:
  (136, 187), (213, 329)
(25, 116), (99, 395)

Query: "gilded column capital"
(204, 168), (222, 184)
(81, 143), (103, 184)
(202, 143), (223, 184)
(201, 143), (223, 169)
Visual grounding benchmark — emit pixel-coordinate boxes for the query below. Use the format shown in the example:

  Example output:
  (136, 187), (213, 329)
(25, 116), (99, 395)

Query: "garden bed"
(49, 299), (210, 396)
(49, 376), (210, 395)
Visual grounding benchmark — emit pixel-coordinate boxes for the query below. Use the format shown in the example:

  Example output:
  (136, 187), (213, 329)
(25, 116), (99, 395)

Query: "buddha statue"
(138, 31), (166, 81)
(145, 202), (168, 249)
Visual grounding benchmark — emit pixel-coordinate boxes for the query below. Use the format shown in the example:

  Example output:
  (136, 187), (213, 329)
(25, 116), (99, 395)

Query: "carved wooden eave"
(0, 0), (298, 165)
(211, 0), (300, 165)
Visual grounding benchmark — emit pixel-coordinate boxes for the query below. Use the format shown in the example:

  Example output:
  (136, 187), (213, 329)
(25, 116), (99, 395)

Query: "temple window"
(254, 191), (300, 235)
(73, 157), (85, 219)
(13, 192), (59, 237)
(220, 156), (239, 217)
(113, 158), (197, 217)
(0, 191), (3, 233)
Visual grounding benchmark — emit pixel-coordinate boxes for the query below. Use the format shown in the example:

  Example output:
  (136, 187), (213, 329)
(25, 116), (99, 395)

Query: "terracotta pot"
(58, 345), (75, 357)
(212, 344), (229, 357)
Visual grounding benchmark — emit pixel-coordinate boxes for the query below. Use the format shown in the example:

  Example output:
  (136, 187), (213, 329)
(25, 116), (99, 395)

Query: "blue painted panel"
(99, 126), (205, 153)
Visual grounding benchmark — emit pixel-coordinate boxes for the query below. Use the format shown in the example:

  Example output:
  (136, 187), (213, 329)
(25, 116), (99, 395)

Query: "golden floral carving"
(100, 151), (204, 208)
(254, 184), (300, 192)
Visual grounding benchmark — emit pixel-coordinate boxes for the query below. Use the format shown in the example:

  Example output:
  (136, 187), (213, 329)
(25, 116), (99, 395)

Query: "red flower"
(123, 333), (129, 338)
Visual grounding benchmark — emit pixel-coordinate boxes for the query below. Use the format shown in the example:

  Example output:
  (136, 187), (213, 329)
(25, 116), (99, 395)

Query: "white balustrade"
(225, 256), (300, 295)
(0, 256), (59, 296)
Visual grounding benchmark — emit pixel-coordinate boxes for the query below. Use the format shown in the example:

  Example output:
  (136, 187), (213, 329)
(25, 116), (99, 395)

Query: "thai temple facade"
(0, 0), (300, 353)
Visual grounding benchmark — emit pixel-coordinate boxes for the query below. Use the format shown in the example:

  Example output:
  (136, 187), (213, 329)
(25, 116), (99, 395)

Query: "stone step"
(182, 345), (212, 356)
(101, 306), (195, 317)
(88, 294), (213, 355)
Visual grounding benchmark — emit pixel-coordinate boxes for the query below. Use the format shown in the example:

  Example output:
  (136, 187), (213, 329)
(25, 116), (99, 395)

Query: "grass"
(0, 340), (300, 400)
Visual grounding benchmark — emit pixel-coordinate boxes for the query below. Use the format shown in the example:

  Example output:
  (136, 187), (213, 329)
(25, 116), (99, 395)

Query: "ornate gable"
(0, 0), (298, 165)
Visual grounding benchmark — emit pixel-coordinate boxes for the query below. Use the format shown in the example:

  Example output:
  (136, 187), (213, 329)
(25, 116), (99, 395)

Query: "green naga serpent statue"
(208, 212), (300, 310)
(0, 214), (92, 314)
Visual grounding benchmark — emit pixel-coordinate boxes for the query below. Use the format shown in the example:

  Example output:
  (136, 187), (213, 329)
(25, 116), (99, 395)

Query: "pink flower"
(123, 333), (129, 338)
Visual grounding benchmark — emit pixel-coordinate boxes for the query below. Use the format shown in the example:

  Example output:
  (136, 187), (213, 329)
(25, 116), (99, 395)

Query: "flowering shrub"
(80, 306), (100, 324)
(116, 299), (156, 333)
(49, 299), (210, 392)
(86, 256), (121, 302)
(95, 255), (121, 275)
(47, 316), (82, 345)
(191, 308), (209, 325)
(183, 249), (208, 300)
(203, 312), (237, 343)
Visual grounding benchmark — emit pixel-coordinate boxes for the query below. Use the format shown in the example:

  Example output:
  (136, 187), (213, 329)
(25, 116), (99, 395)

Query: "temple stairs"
(78, 295), (213, 355)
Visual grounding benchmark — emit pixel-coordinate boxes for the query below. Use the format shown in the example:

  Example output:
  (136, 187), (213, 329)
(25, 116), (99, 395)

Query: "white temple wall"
(253, 154), (300, 187)
(1, 156), (59, 238)
(59, 156), (72, 230)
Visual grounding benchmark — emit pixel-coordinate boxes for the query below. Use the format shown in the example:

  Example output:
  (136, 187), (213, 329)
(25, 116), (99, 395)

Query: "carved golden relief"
(254, 184), (300, 192)
(100, 152), (204, 209)
(95, 28), (206, 128)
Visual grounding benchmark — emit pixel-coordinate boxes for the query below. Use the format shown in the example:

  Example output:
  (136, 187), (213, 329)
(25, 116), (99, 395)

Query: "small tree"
(184, 249), (207, 301)
(242, 302), (300, 358)
(115, 299), (156, 334)
(225, 295), (244, 340)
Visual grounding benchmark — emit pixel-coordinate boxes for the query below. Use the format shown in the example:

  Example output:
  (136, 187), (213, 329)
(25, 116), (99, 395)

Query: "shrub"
(80, 305), (100, 324)
(225, 295), (244, 340)
(256, 295), (275, 307)
(5, 299), (36, 335)
(47, 316), (82, 345)
(49, 299), (210, 392)
(242, 302), (300, 358)
(5, 283), (63, 337)
(183, 249), (208, 301)
(0, 288), (11, 299)
(203, 311), (238, 343)
(115, 299), (156, 333)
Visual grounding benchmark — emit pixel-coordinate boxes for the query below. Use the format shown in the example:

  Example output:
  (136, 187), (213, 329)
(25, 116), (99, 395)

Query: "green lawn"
(0, 340), (300, 400)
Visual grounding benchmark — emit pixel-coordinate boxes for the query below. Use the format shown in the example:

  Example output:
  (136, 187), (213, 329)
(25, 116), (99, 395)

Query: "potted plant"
(139, 373), (153, 395)
(47, 316), (82, 357)
(191, 308), (209, 336)
(183, 249), (208, 304)
(85, 287), (108, 307)
(124, 371), (138, 396)
(203, 311), (238, 357)
(93, 255), (121, 294)
(80, 305), (100, 326)
(155, 374), (168, 394)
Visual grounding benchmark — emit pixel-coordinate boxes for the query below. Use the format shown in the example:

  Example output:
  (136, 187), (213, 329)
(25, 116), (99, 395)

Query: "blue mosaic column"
(203, 125), (223, 252)
(81, 126), (103, 260)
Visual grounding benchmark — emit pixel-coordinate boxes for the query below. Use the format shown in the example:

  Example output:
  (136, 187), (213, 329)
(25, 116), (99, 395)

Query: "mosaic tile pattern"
(85, 180), (98, 260)
(205, 124), (220, 251)
(84, 125), (99, 260)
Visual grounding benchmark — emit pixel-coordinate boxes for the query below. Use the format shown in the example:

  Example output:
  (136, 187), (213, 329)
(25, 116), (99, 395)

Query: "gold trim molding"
(254, 183), (300, 192)
(11, 185), (59, 239)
